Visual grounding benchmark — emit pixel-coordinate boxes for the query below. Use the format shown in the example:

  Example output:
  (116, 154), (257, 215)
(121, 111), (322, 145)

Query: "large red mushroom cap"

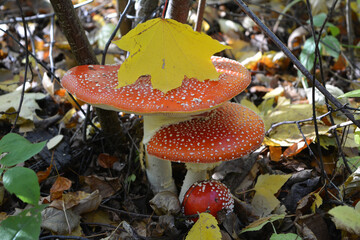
(61, 57), (250, 115)
(146, 102), (265, 163)
(182, 180), (234, 222)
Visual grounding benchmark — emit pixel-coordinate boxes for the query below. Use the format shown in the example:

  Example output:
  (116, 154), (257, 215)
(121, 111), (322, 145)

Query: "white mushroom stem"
(179, 162), (221, 202)
(143, 115), (194, 194)
(145, 153), (177, 193)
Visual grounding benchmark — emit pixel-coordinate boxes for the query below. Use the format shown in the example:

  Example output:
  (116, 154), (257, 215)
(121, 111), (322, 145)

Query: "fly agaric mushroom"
(61, 57), (251, 194)
(146, 102), (265, 201)
(182, 180), (234, 223)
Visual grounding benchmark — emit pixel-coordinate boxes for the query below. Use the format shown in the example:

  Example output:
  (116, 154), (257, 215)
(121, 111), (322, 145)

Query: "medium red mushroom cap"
(61, 57), (250, 115)
(146, 102), (265, 163)
(182, 180), (234, 222)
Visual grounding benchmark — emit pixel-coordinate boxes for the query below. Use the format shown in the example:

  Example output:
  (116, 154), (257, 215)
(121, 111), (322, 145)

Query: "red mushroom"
(61, 57), (251, 194)
(182, 180), (234, 223)
(61, 57), (250, 115)
(146, 102), (265, 200)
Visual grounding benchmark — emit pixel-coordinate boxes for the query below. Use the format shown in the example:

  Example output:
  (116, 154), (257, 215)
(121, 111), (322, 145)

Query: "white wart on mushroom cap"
(61, 57), (250, 115)
(146, 102), (265, 163)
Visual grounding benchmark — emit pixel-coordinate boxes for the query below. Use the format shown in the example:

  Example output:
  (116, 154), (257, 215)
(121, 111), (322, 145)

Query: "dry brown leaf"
(72, 190), (102, 215)
(283, 139), (313, 158)
(97, 153), (119, 169)
(41, 207), (80, 235)
(50, 191), (90, 210)
(37, 165), (52, 183)
(149, 191), (181, 215)
(310, 154), (336, 175)
(295, 213), (330, 240)
(83, 175), (121, 198)
(331, 55), (347, 71)
(50, 176), (72, 200)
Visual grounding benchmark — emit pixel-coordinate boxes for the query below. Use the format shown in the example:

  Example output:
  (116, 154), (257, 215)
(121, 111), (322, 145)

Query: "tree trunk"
(134, 0), (159, 26)
(165, 0), (191, 23)
(50, 0), (125, 146)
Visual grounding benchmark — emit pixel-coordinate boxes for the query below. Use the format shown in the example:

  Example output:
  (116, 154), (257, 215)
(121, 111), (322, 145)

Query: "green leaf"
(0, 204), (47, 240)
(309, 13), (327, 27)
(3, 167), (40, 205)
(299, 37), (319, 72)
(321, 35), (340, 59)
(299, 50), (315, 72)
(126, 173), (136, 183)
(339, 156), (360, 172)
(326, 23), (340, 36)
(241, 214), (285, 234)
(302, 37), (317, 55)
(338, 89), (360, 98)
(0, 133), (46, 167)
(270, 233), (302, 240)
(328, 205), (360, 235)
(355, 128), (360, 145)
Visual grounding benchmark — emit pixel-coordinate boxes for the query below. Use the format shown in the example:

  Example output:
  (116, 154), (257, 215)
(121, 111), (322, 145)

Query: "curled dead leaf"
(37, 165), (52, 183)
(50, 176), (72, 200)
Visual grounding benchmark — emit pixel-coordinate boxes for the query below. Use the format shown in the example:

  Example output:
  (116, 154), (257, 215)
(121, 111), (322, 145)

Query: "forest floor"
(0, 0), (360, 239)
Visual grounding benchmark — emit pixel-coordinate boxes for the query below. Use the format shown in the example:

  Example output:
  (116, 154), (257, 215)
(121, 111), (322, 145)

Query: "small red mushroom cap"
(147, 102), (265, 163)
(182, 180), (234, 222)
(61, 57), (250, 115)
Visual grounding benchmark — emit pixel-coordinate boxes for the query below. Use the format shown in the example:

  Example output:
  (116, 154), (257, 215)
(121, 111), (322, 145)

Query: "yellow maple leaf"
(114, 18), (230, 93)
(185, 213), (222, 240)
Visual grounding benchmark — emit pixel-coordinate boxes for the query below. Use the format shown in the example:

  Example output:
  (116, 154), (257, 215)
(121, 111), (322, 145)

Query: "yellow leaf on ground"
(254, 174), (291, 194)
(251, 174), (291, 216)
(252, 189), (281, 216)
(185, 213), (221, 240)
(262, 99), (330, 146)
(311, 192), (323, 212)
(114, 18), (230, 93)
(328, 205), (360, 235)
(0, 91), (46, 125)
(343, 167), (360, 200)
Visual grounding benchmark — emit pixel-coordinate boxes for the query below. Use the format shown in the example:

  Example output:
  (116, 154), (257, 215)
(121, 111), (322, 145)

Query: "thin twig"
(0, 28), (59, 81)
(49, 15), (55, 81)
(12, 0), (29, 129)
(101, 0), (134, 65)
(266, 111), (332, 135)
(309, 0), (352, 174)
(295, 121), (315, 157)
(100, 204), (159, 219)
(328, 120), (355, 132)
(305, 0), (326, 184)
